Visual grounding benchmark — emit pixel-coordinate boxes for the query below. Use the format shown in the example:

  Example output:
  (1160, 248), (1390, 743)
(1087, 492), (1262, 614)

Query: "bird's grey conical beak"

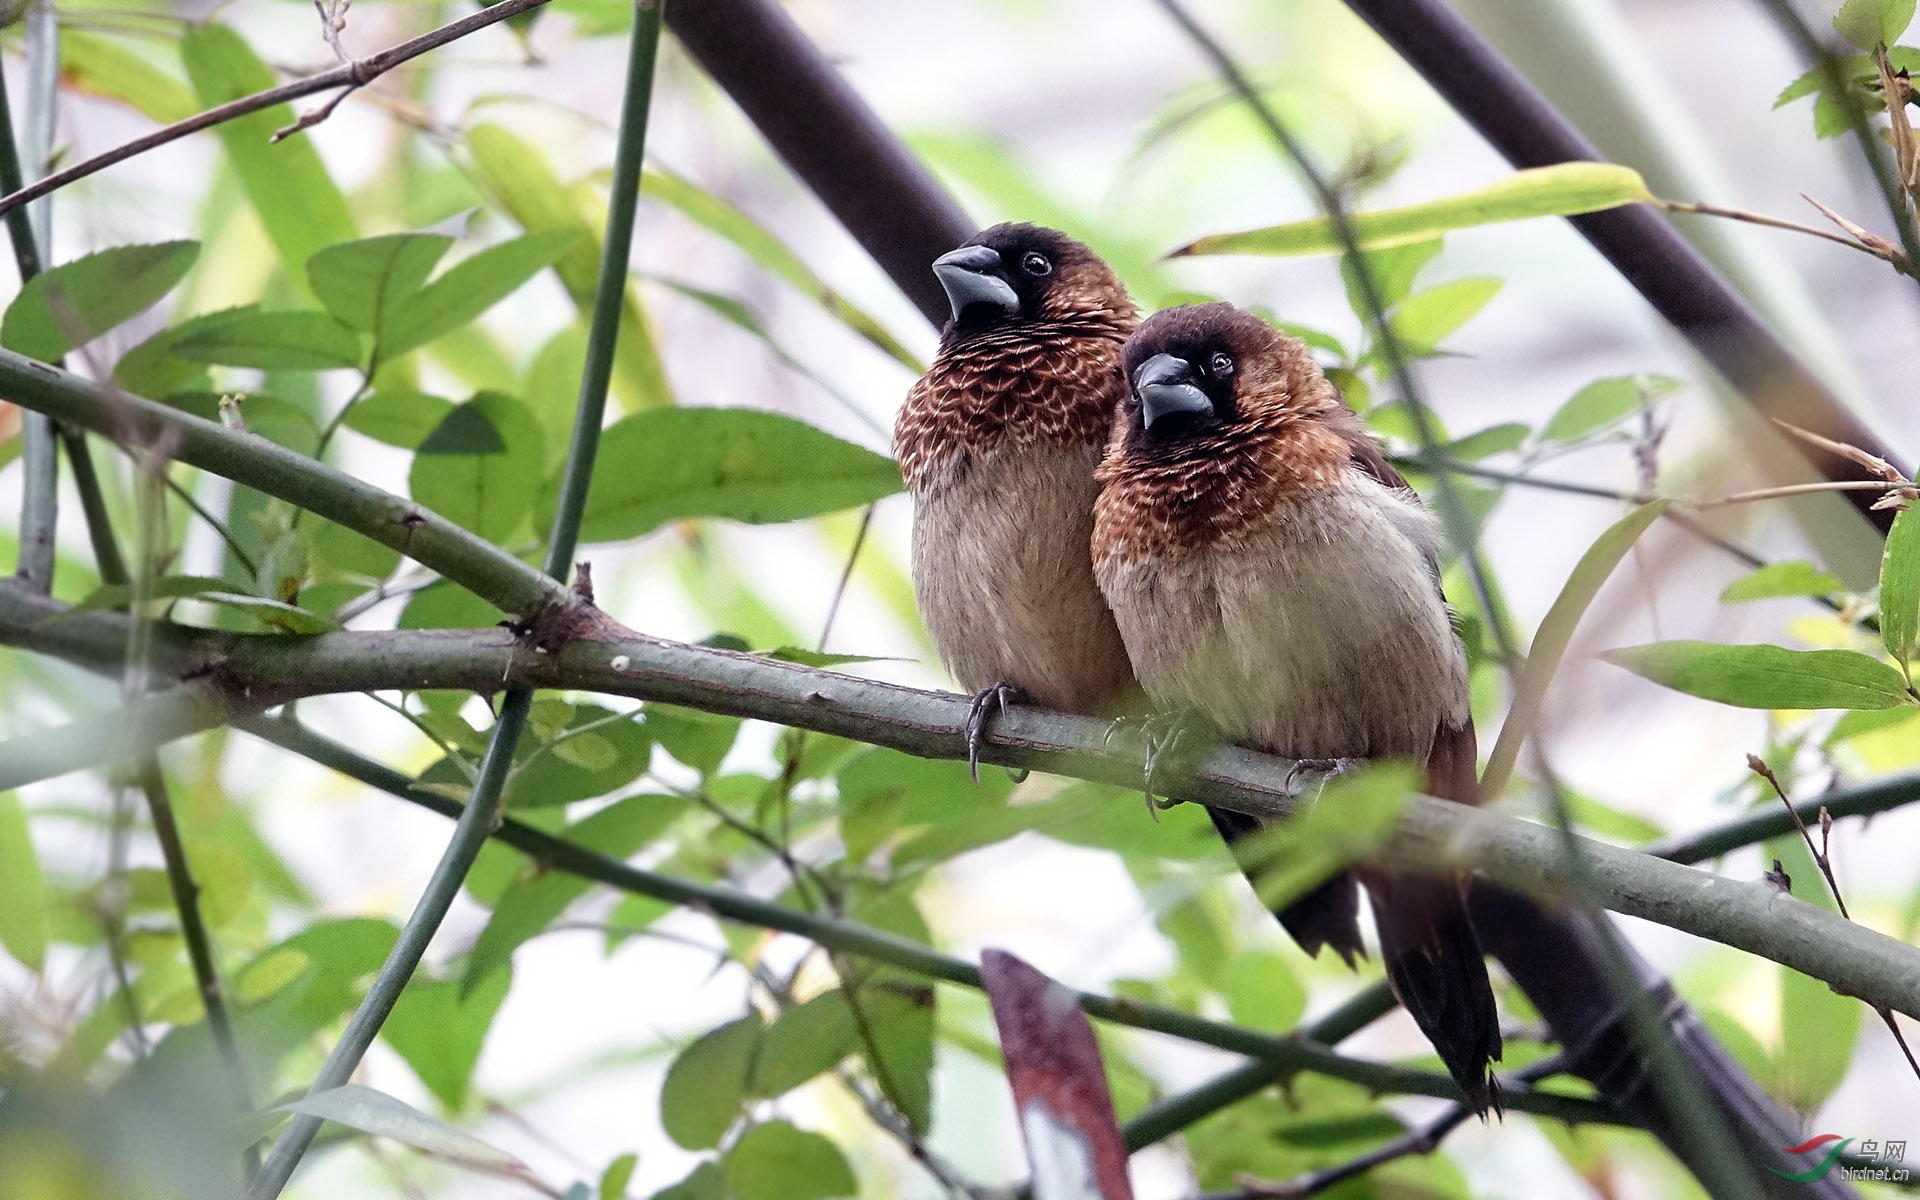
(1134, 353), (1214, 429)
(932, 245), (1020, 322)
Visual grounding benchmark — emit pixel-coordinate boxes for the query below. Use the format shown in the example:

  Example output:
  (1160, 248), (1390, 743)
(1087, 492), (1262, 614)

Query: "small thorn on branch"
(271, 85), (356, 143)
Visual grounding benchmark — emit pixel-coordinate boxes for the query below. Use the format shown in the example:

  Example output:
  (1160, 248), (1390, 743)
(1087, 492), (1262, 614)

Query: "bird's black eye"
(1210, 352), (1234, 376)
(1021, 250), (1052, 276)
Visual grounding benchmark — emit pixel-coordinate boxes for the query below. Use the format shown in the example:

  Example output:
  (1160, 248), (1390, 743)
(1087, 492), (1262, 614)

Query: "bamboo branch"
(0, 0), (558, 220)
(5, 587), (1920, 1026)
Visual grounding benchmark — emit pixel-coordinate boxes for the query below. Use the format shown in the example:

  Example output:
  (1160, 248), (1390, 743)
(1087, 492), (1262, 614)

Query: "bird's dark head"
(1118, 302), (1326, 447)
(932, 223), (1130, 335)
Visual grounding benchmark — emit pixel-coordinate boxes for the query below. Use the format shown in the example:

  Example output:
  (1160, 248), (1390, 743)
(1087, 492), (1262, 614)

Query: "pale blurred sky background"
(6, 0), (1920, 1195)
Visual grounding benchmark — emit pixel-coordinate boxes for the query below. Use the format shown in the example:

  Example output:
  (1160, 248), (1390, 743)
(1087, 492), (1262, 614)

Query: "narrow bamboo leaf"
(466, 123), (670, 409)
(750, 990), (860, 1097)
(407, 392), (545, 545)
(545, 409), (901, 543)
(1603, 641), (1914, 710)
(307, 234), (452, 337)
(1539, 374), (1678, 446)
(643, 167), (921, 371)
(1172, 164), (1653, 258)
(283, 1083), (525, 1172)
(1220, 951), (1306, 1033)
(1484, 502), (1667, 795)
(1880, 506), (1920, 661)
(195, 592), (338, 634)
(342, 388), (457, 449)
(61, 31), (199, 123)
(170, 311), (365, 371)
(1, 241), (199, 363)
(1721, 561), (1844, 603)
(180, 25), (356, 301)
(381, 230), (582, 358)
(0, 793), (49, 972)
(1243, 764), (1415, 911)
(1387, 277), (1502, 351)
(661, 1016), (763, 1149)
(383, 967), (512, 1110)
(1834, 0), (1915, 49)
(721, 1121), (856, 1200)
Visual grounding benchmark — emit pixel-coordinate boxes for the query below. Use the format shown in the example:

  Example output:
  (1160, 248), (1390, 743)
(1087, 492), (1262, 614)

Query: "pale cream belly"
(911, 441), (1135, 715)
(1095, 480), (1468, 760)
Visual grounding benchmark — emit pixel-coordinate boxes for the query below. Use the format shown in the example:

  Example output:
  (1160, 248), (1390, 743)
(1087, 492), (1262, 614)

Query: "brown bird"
(1091, 301), (1501, 1111)
(893, 223), (1139, 762)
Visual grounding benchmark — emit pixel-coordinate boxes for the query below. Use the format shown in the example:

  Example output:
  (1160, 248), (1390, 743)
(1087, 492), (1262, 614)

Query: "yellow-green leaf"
(1603, 642), (1914, 710)
(1485, 502), (1667, 796)
(0, 793), (48, 972)
(1880, 505), (1920, 662)
(1171, 163), (1653, 258)
(62, 31), (197, 124)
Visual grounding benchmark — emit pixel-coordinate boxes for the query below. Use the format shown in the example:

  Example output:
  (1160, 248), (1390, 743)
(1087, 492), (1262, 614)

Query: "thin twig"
(1748, 754), (1920, 1092)
(0, 0), (558, 219)
(1690, 478), (1913, 509)
(1657, 196), (1903, 264)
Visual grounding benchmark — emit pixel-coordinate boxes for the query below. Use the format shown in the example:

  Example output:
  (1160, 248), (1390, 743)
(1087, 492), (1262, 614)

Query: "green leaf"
(1, 241), (199, 363)
(343, 388), (458, 449)
(1603, 642), (1914, 710)
(382, 230), (582, 358)
(722, 1121), (856, 1200)
(650, 1162), (726, 1200)
(307, 233), (453, 336)
(1444, 422), (1530, 461)
(170, 310), (365, 371)
(65, 574), (236, 615)
(550, 732), (617, 771)
(643, 168), (919, 371)
(1173, 164), (1653, 258)
(507, 706), (656, 808)
(1220, 951), (1306, 1033)
(114, 307), (256, 398)
(1539, 374), (1678, 446)
(1340, 239), (1440, 314)
(751, 990), (860, 1097)
(1881, 506), (1920, 662)
(661, 1015), (763, 1149)
(857, 981), (936, 1135)
(759, 647), (898, 668)
(599, 1154), (638, 1200)
(284, 1084), (522, 1173)
(1484, 502), (1667, 795)
(1387, 277), (1502, 351)
(384, 967), (512, 1110)
(467, 123), (671, 409)
(1240, 764), (1417, 911)
(1835, 0), (1915, 48)
(401, 580), (504, 631)
(548, 409), (902, 543)
(180, 25), (356, 302)
(417, 402), (509, 455)
(61, 30), (198, 124)
(1721, 561), (1845, 604)
(1770, 835), (1864, 1108)
(408, 392), (546, 545)
(0, 793), (49, 972)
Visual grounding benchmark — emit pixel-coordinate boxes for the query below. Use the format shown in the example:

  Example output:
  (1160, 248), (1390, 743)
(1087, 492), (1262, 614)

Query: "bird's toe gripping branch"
(1104, 707), (1221, 818)
(965, 681), (1029, 784)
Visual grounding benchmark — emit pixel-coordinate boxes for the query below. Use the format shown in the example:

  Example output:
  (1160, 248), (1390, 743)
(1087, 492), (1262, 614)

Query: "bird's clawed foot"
(1106, 708), (1217, 816)
(1284, 758), (1350, 794)
(965, 682), (1027, 784)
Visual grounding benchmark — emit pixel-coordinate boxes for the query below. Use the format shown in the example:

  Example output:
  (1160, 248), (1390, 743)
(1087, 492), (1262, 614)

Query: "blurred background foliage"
(1, 0), (1919, 1197)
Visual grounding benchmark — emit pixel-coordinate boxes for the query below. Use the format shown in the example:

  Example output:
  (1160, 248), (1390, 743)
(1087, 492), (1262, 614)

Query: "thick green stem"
(246, 8), (664, 1193)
